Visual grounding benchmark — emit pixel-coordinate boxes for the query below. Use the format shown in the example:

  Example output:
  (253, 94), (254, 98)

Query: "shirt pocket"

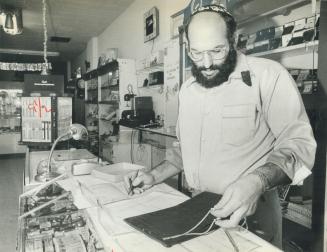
(221, 104), (255, 146)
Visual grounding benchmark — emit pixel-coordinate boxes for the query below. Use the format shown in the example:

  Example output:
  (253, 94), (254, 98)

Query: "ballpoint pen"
(128, 169), (143, 195)
(128, 170), (138, 195)
(224, 229), (239, 252)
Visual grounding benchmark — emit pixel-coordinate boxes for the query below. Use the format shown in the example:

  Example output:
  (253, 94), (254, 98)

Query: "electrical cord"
(130, 129), (134, 164)
(163, 209), (249, 241)
(162, 209), (214, 240)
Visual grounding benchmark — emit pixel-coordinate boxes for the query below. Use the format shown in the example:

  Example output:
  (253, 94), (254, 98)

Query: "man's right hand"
(123, 170), (155, 195)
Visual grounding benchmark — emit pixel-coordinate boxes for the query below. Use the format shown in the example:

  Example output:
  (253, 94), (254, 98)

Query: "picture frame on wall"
(170, 10), (184, 39)
(144, 7), (159, 42)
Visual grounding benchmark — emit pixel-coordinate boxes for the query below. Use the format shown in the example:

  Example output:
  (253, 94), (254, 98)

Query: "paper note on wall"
(21, 96), (53, 142)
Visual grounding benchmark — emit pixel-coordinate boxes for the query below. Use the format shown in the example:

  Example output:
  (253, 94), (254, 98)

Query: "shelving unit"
(0, 88), (26, 154)
(249, 40), (319, 58)
(77, 59), (137, 162)
(235, 0), (311, 27)
(83, 72), (99, 156)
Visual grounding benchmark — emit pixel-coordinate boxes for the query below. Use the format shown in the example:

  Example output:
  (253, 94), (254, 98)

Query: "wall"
(97, 0), (188, 60)
(72, 0), (189, 116)
(70, 37), (98, 76)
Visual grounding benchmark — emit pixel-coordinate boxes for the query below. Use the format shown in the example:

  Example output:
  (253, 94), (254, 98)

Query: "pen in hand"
(128, 169), (143, 195)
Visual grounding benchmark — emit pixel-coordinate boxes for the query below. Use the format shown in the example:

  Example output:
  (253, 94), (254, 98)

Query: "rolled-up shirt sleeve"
(262, 66), (317, 185)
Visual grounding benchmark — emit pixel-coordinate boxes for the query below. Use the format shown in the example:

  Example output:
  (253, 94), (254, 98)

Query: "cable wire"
(162, 209), (213, 240)
(42, 0), (48, 67)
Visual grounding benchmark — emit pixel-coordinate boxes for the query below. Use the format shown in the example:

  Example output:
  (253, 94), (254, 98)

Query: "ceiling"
(0, 0), (134, 62)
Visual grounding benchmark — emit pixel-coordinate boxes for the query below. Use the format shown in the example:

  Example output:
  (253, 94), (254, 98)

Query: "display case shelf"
(249, 41), (319, 58)
(0, 114), (21, 119)
(236, 0), (310, 27)
(101, 85), (119, 90)
(99, 100), (119, 105)
(136, 63), (164, 74)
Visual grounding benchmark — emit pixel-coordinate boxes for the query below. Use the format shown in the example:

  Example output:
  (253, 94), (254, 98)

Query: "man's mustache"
(196, 64), (221, 71)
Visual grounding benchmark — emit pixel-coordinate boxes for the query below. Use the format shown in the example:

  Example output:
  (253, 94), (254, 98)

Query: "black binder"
(124, 192), (222, 247)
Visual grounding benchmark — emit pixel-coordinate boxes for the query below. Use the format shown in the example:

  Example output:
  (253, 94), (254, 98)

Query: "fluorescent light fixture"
(5, 13), (13, 29)
(1, 8), (23, 35)
(0, 48), (60, 56)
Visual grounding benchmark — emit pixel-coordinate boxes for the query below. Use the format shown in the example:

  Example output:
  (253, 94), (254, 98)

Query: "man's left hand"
(211, 174), (264, 228)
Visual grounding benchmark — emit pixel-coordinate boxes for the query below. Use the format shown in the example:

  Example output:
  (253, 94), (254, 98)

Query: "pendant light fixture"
(4, 12), (13, 29)
(1, 6), (23, 35)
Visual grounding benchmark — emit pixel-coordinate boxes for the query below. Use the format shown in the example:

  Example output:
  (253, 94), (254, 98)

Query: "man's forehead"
(188, 12), (227, 33)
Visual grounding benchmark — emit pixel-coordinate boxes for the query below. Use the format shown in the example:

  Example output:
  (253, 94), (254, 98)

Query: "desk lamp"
(47, 124), (88, 175)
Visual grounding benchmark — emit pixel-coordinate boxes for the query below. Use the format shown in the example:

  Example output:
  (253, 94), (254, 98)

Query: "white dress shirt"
(176, 52), (316, 194)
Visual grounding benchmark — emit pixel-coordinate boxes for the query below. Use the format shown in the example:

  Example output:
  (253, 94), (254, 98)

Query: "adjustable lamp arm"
(47, 124), (88, 173)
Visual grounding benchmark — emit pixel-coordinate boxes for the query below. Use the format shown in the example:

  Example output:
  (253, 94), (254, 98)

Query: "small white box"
(91, 162), (145, 182)
(150, 50), (164, 66)
(294, 18), (306, 32)
(282, 34), (293, 47)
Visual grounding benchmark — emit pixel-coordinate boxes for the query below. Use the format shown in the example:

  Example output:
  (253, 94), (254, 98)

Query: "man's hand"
(211, 174), (264, 228)
(123, 170), (155, 195)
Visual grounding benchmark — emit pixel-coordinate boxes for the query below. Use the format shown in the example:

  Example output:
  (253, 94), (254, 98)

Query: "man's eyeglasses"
(188, 46), (227, 62)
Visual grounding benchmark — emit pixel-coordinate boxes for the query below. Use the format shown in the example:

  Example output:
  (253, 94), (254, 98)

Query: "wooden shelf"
(0, 114), (20, 119)
(85, 101), (98, 104)
(138, 85), (164, 90)
(136, 63), (164, 74)
(98, 100), (119, 105)
(99, 117), (116, 122)
(101, 85), (119, 90)
(237, 0), (310, 27)
(249, 41), (318, 58)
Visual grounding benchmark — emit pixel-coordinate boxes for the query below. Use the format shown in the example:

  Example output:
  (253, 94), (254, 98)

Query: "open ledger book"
(57, 175), (133, 207)
(57, 176), (279, 252)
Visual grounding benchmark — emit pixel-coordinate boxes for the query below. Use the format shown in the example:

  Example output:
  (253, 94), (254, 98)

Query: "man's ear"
(232, 33), (237, 48)
(184, 33), (189, 48)
(184, 35), (190, 56)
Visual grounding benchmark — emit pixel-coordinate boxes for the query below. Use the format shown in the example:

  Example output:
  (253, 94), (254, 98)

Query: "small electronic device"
(133, 96), (153, 111)
(148, 71), (164, 86)
(120, 109), (155, 127)
(120, 96), (155, 127)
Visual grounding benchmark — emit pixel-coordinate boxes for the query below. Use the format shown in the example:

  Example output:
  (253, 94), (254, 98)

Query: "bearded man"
(124, 1), (316, 248)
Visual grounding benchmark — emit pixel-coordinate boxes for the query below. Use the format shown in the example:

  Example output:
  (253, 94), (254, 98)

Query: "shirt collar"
(185, 52), (255, 88)
(228, 52), (254, 81)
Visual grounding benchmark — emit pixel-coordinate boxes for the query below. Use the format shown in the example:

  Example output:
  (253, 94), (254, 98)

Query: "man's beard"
(191, 47), (237, 89)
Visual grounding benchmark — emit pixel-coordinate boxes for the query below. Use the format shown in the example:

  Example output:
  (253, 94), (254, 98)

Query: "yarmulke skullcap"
(183, 0), (233, 26)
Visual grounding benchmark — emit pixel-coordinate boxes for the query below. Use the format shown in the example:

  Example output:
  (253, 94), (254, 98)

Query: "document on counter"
(112, 229), (262, 252)
(57, 175), (131, 208)
(91, 184), (188, 236)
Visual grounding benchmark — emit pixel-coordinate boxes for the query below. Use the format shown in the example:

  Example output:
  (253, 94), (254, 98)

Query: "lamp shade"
(69, 124), (88, 140)
(5, 13), (13, 29)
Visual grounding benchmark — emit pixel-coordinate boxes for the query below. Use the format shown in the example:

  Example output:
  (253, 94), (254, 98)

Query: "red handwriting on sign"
(27, 97), (52, 118)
